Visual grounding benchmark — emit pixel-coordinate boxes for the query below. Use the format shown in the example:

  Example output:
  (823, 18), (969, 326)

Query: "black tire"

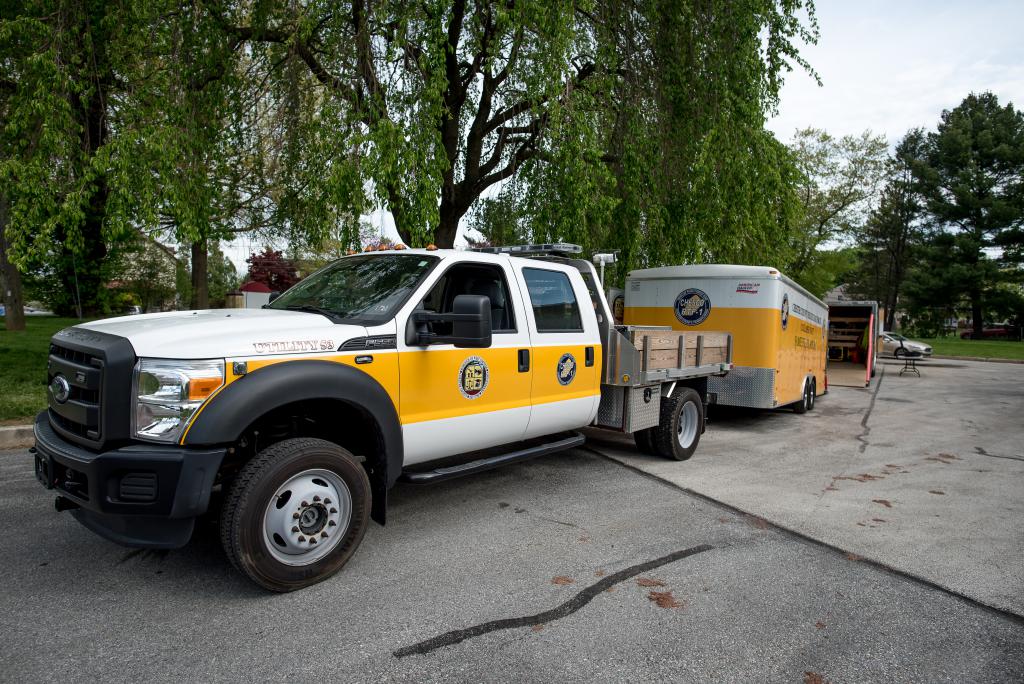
(220, 437), (371, 592)
(894, 347), (906, 359)
(633, 427), (656, 455)
(793, 380), (809, 414)
(651, 388), (703, 461)
(808, 379), (816, 411)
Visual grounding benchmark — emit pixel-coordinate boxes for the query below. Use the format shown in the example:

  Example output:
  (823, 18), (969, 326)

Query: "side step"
(399, 431), (586, 484)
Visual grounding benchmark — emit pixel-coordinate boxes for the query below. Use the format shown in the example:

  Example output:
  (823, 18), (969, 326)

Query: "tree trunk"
(435, 196), (464, 249)
(0, 193), (26, 331)
(191, 239), (209, 309)
(971, 291), (983, 339)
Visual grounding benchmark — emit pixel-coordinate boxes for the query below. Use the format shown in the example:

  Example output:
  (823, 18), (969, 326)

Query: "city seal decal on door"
(458, 356), (490, 399)
(781, 293), (790, 330)
(557, 353), (577, 386)
(674, 288), (711, 326)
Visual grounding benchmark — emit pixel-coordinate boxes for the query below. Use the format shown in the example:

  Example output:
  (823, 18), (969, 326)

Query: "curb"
(0, 425), (34, 450)
(932, 355), (1024, 364)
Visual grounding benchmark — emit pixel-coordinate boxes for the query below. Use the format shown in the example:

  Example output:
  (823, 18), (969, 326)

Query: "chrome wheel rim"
(678, 401), (699, 448)
(262, 468), (352, 566)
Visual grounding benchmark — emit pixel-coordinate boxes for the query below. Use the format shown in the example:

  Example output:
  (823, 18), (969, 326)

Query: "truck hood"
(78, 309), (367, 359)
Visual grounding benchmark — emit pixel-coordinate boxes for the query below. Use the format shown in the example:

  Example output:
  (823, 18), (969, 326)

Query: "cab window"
(523, 268), (583, 333)
(420, 263), (516, 334)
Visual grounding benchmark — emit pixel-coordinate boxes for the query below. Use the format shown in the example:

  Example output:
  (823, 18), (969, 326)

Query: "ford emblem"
(50, 375), (71, 404)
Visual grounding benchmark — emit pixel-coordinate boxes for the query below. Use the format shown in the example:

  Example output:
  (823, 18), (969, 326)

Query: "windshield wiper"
(281, 304), (345, 322)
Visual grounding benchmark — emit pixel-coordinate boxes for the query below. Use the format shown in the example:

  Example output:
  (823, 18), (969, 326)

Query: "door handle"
(585, 346), (595, 367)
(518, 349), (530, 372)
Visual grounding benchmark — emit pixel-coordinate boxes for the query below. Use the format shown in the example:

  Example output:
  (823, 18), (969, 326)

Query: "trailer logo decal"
(458, 356), (490, 399)
(557, 353), (577, 386)
(781, 294), (790, 330)
(674, 289), (711, 326)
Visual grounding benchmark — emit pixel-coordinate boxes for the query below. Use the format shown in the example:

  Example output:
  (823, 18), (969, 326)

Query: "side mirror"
(405, 294), (492, 348)
(268, 291), (281, 303)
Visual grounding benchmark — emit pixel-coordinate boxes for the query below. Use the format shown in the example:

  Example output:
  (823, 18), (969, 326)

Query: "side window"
(523, 268), (584, 333)
(421, 264), (516, 333)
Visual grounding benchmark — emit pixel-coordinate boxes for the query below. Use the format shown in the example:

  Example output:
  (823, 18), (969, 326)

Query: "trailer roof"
(628, 264), (827, 310)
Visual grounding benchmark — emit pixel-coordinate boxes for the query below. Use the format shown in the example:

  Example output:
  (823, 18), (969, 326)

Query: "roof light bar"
(469, 243), (583, 256)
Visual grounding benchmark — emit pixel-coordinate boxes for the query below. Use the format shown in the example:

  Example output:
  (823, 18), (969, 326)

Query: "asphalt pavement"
(2, 417), (1023, 682)
(586, 357), (1024, 616)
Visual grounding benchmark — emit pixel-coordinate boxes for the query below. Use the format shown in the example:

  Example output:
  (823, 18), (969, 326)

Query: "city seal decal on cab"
(557, 353), (577, 386)
(458, 356), (489, 399)
(674, 288), (711, 326)
(781, 293), (790, 330)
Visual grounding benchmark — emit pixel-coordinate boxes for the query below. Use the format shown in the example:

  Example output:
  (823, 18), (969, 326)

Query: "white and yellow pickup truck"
(33, 244), (731, 591)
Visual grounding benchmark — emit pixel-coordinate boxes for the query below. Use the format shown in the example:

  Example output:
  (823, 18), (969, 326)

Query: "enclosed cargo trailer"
(624, 265), (827, 412)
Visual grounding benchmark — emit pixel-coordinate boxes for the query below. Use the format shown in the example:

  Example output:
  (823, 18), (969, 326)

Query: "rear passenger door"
(515, 265), (602, 439)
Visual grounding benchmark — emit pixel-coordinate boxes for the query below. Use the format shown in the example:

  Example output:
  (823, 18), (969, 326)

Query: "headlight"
(132, 358), (225, 443)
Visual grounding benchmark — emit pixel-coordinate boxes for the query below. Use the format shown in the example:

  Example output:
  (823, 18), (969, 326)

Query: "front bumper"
(33, 412), (225, 548)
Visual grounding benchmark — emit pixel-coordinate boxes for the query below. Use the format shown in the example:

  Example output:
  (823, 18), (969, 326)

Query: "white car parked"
(879, 333), (932, 358)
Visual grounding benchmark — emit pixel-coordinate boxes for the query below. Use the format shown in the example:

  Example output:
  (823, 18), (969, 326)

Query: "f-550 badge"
(458, 356), (489, 399)
(557, 353), (577, 386)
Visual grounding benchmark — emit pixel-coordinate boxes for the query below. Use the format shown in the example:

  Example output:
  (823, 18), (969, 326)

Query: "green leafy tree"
(473, 0), (819, 282)
(846, 130), (927, 329)
(912, 92), (1024, 338)
(0, 0), (132, 316)
(202, 0), (604, 248)
(785, 128), (889, 292)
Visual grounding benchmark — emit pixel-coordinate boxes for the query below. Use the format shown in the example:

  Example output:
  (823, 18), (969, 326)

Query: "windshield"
(887, 333), (906, 341)
(269, 253), (439, 324)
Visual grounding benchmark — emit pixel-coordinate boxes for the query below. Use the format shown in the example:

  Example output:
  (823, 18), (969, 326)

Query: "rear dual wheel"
(220, 438), (371, 592)
(794, 378), (816, 414)
(646, 387), (703, 461)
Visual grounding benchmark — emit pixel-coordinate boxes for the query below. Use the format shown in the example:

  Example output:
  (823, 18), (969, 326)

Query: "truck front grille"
(46, 328), (136, 450)
(48, 342), (104, 443)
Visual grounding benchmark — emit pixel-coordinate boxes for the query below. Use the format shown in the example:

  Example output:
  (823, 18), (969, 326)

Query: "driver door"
(397, 260), (533, 465)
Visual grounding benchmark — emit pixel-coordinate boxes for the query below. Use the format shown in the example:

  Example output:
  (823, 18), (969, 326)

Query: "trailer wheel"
(633, 428), (656, 455)
(220, 438), (371, 592)
(793, 380), (809, 414)
(651, 388), (703, 461)
(808, 379), (817, 410)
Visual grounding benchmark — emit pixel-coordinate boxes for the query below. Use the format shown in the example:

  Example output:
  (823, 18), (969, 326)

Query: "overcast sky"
(228, 1), (1024, 270)
(766, 0), (1024, 144)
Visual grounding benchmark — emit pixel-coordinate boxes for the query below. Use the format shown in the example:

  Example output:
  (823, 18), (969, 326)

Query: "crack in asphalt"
(392, 543), (715, 657)
(855, 366), (886, 453)
(974, 446), (1024, 463)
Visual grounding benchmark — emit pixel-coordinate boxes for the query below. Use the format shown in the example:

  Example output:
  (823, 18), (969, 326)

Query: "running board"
(399, 432), (585, 484)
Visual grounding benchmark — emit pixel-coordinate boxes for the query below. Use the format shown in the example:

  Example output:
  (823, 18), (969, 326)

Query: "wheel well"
(221, 399), (387, 501)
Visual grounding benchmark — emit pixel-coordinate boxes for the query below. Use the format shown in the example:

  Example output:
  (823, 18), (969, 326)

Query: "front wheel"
(220, 438), (371, 592)
(651, 388), (704, 461)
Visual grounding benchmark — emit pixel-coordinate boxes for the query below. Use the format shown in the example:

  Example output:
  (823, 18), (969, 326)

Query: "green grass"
(0, 317), (88, 423)
(919, 336), (1024, 361)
